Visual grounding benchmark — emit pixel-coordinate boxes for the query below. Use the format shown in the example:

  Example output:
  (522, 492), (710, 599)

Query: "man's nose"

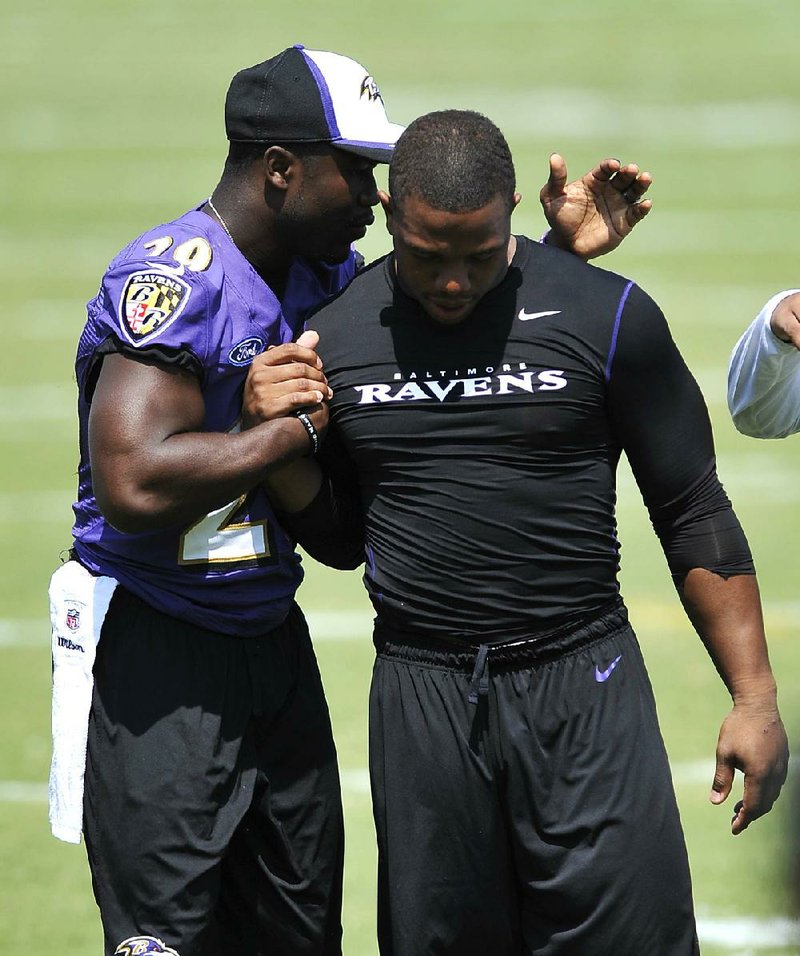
(435, 264), (470, 295)
(359, 172), (379, 206)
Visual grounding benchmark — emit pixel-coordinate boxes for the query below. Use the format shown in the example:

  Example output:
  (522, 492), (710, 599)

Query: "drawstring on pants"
(468, 644), (490, 705)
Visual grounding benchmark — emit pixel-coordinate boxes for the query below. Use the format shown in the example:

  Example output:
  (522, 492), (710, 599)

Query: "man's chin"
(318, 245), (353, 266)
(424, 299), (476, 325)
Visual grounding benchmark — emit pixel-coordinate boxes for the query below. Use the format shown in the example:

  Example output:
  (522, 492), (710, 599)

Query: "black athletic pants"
(369, 602), (699, 955)
(84, 588), (344, 956)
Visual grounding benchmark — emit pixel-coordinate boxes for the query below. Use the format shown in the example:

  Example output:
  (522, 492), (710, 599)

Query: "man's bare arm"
(89, 352), (317, 532)
(677, 568), (788, 835)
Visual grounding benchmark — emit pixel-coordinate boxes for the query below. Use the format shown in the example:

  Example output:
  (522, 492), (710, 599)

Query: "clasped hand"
(242, 331), (331, 437)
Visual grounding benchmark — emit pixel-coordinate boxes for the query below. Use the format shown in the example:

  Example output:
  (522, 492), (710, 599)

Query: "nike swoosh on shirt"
(594, 654), (622, 683)
(517, 309), (562, 321)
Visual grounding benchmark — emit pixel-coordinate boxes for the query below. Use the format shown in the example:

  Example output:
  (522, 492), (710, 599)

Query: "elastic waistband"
(108, 585), (303, 642)
(373, 599), (629, 673)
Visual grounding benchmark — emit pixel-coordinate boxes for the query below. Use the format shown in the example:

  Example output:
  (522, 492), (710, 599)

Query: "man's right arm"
(728, 290), (800, 439)
(89, 352), (318, 532)
(260, 446), (366, 571)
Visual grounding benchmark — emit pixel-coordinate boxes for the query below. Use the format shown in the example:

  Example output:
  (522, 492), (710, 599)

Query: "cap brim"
(332, 140), (398, 163)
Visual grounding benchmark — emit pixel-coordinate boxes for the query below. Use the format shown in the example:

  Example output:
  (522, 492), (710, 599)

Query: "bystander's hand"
(769, 292), (800, 349)
(540, 154), (653, 260)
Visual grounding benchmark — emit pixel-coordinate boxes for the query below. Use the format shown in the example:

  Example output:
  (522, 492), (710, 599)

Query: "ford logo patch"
(228, 336), (265, 366)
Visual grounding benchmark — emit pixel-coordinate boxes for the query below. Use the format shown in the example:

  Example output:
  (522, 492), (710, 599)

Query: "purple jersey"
(71, 204), (357, 636)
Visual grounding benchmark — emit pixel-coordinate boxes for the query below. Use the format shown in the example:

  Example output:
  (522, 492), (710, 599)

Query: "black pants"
(369, 603), (699, 955)
(84, 588), (344, 956)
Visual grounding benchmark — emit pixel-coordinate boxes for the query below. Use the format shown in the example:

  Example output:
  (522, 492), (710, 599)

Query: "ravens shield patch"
(119, 268), (192, 344)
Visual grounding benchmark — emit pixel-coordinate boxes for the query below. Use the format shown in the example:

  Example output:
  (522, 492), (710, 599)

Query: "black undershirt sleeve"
(607, 284), (754, 580)
(83, 334), (204, 404)
(275, 423), (366, 571)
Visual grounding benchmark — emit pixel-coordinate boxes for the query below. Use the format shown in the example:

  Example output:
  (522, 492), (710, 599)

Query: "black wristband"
(294, 411), (320, 456)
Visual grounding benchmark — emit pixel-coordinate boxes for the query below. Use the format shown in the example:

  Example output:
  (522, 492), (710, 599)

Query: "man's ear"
(263, 146), (299, 191)
(512, 191), (522, 212)
(378, 190), (394, 235)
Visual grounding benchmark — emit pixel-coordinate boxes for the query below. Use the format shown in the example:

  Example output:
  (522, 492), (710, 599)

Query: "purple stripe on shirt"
(300, 50), (341, 138)
(365, 543), (383, 604)
(604, 280), (635, 383)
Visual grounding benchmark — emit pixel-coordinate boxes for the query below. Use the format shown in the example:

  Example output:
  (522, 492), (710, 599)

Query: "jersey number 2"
(179, 493), (273, 567)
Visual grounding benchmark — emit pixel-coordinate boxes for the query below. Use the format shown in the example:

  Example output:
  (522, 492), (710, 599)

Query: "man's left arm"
(678, 569), (787, 834)
(608, 283), (789, 834)
(540, 154), (653, 259)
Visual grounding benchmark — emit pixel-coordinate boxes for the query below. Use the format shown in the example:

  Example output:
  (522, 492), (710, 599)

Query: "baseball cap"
(225, 44), (405, 163)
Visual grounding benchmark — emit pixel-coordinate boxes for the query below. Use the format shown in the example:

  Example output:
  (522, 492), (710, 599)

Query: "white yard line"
(0, 619), (48, 647)
(1, 759), (795, 798)
(6, 595), (800, 651)
(0, 776), (374, 803)
(5, 433), (800, 517)
(0, 491), (74, 523)
(0, 385), (75, 422)
(3, 208), (795, 281)
(1, 779), (798, 949)
(391, 87), (800, 149)
(0, 611), (375, 648)
(695, 916), (800, 948)
(672, 758), (798, 786)
(616, 452), (800, 502)
(13, 301), (86, 340)
(6, 90), (800, 153)
(0, 781), (47, 802)
(304, 610), (374, 640)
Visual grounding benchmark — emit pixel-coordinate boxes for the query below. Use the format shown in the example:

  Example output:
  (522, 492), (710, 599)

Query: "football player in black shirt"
(245, 110), (788, 955)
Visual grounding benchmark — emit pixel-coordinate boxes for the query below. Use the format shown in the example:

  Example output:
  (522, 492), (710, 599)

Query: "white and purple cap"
(225, 44), (405, 163)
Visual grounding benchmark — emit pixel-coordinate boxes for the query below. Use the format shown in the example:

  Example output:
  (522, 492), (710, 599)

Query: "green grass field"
(2, 0), (800, 952)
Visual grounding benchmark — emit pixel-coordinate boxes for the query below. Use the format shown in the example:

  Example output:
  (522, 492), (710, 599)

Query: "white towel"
(48, 560), (118, 844)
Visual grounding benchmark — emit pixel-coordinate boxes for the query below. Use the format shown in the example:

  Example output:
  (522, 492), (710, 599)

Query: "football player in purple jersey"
(50, 46), (656, 956)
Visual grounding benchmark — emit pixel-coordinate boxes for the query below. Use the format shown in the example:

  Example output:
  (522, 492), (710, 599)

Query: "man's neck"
(507, 234), (517, 263)
(203, 194), (294, 296)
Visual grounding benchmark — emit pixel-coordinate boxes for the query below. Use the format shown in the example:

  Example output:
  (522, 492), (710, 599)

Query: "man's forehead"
(396, 193), (511, 244)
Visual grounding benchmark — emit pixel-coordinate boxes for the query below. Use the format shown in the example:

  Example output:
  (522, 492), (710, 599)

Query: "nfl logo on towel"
(66, 607), (81, 631)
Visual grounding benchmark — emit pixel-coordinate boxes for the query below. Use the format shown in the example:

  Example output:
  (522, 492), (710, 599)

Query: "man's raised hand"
(540, 153), (653, 260)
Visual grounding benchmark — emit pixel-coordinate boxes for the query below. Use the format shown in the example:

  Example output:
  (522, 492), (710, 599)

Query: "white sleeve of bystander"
(727, 289), (800, 439)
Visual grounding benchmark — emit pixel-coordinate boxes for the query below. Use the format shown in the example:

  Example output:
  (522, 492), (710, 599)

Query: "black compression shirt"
(303, 236), (752, 638)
